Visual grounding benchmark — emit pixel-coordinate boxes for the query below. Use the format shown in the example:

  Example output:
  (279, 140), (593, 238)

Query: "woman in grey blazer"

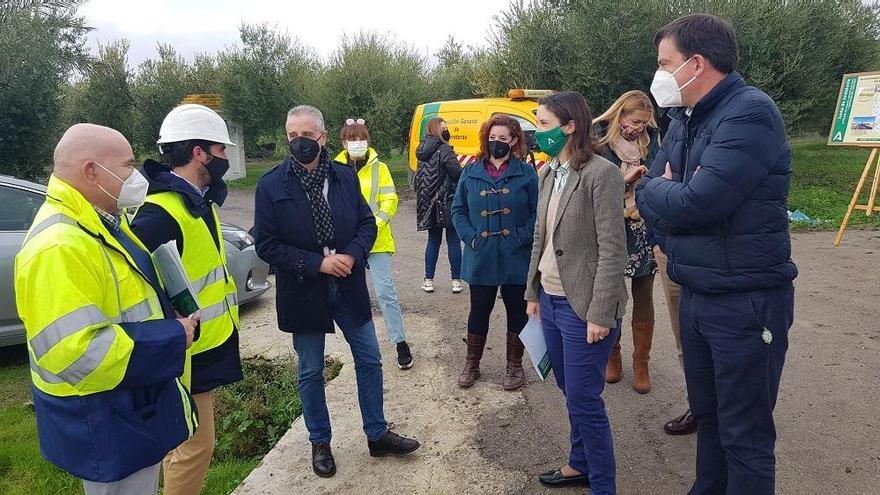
(525, 91), (628, 494)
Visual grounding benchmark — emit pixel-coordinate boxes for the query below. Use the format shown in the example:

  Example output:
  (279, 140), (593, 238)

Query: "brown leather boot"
(458, 334), (486, 388)
(632, 320), (655, 394)
(605, 332), (622, 384)
(502, 332), (525, 391)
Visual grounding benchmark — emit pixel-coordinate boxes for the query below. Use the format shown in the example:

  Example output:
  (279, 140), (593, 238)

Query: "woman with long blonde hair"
(593, 90), (661, 395)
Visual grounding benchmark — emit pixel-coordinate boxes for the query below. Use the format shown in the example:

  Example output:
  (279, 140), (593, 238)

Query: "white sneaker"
(452, 279), (464, 294)
(421, 279), (435, 293)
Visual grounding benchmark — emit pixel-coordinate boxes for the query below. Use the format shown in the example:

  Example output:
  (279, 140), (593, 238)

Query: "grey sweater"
(525, 154), (628, 329)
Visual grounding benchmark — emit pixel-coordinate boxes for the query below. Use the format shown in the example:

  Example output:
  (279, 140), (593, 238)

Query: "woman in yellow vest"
(334, 119), (412, 369)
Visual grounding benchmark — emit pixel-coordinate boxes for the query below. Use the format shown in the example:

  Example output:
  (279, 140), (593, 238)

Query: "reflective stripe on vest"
(142, 192), (238, 356)
(24, 213), (167, 385)
(23, 212), (166, 392)
(368, 163), (380, 211)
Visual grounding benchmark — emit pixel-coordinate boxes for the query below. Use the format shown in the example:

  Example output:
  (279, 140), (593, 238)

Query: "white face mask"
(347, 140), (369, 159)
(95, 162), (149, 210)
(650, 57), (697, 108)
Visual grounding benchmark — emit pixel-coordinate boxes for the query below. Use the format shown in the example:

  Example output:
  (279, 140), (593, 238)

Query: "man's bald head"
(53, 123), (133, 176)
(53, 123), (137, 212)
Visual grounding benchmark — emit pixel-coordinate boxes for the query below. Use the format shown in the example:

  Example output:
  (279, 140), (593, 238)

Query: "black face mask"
(204, 155), (230, 206)
(487, 140), (511, 159)
(289, 136), (321, 165)
(441, 130), (451, 142)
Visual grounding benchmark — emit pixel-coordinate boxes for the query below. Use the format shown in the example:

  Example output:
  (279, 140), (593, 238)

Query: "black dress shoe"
(664, 408), (698, 435)
(368, 430), (421, 457)
(538, 469), (590, 487)
(312, 442), (336, 478)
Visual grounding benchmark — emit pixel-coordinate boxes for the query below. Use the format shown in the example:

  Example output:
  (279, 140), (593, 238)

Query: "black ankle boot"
(311, 442), (336, 478)
(368, 430), (421, 457)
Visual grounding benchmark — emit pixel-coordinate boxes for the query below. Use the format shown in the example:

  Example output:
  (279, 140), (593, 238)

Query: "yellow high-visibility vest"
(15, 176), (196, 434)
(141, 192), (239, 356)
(335, 147), (398, 254)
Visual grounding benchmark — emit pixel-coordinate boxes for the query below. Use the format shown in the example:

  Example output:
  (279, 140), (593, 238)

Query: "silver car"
(0, 175), (271, 347)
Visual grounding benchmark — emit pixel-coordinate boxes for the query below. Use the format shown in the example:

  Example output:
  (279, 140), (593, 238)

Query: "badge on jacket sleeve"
(762, 328), (773, 344)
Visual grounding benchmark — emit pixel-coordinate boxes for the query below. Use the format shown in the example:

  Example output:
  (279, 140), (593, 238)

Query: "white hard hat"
(157, 104), (234, 145)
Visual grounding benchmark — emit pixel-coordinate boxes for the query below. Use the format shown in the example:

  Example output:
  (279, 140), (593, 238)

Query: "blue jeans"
(291, 280), (388, 444)
(540, 290), (620, 495)
(680, 284), (794, 495)
(425, 227), (462, 279)
(367, 252), (407, 344)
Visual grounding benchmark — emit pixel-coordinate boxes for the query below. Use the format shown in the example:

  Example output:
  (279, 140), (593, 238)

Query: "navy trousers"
(540, 290), (620, 495)
(680, 284), (794, 495)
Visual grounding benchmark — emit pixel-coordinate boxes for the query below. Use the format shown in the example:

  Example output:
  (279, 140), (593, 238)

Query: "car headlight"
(223, 230), (254, 250)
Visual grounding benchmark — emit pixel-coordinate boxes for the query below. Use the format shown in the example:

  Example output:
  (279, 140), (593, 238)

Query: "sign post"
(827, 71), (880, 245)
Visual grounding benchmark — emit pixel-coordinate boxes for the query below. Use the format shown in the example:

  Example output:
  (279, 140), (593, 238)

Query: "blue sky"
(80, 0), (511, 67)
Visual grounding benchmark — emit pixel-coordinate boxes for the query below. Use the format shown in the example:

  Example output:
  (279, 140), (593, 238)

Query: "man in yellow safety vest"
(130, 104), (241, 495)
(15, 123), (197, 494)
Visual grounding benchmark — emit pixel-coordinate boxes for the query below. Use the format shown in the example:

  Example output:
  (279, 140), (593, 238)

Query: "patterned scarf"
(290, 155), (335, 248)
(611, 135), (643, 214)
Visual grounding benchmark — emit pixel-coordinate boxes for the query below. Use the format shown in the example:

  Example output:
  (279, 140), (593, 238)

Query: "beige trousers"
(653, 246), (684, 373)
(162, 391), (215, 495)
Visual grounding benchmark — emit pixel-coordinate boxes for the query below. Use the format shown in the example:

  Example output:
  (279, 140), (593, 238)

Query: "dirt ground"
(222, 188), (880, 494)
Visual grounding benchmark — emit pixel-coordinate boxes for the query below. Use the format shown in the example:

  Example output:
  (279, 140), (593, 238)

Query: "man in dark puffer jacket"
(636, 14), (798, 495)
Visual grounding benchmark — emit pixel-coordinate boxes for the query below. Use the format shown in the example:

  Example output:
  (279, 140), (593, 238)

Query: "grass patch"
(384, 150), (411, 191)
(0, 346), (342, 495)
(0, 347), (80, 495)
(788, 139), (880, 231)
(227, 159), (278, 190)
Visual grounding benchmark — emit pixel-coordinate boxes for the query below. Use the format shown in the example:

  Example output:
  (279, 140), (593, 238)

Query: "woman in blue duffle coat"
(452, 114), (538, 391)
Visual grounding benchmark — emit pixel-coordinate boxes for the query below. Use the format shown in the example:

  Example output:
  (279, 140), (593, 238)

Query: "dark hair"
(537, 91), (595, 169)
(478, 115), (527, 160)
(654, 14), (738, 74)
(425, 117), (446, 138)
(161, 140), (217, 167)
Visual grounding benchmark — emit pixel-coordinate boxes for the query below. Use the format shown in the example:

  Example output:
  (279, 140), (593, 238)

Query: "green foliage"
(129, 44), (193, 156)
(315, 32), (430, 153)
(217, 23), (318, 154)
(201, 458), (259, 495)
(213, 355), (341, 462)
(5, 1), (879, 174)
(475, 0), (880, 132)
(430, 36), (478, 101)
(0, 0), (91, 180)
(62, 40), (134, 139)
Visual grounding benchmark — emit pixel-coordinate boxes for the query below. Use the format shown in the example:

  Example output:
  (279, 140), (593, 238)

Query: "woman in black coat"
(414, 117), (463, 294)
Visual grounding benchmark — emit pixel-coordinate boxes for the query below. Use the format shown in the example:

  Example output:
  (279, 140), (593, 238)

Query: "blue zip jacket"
(636, 72), (798, 293)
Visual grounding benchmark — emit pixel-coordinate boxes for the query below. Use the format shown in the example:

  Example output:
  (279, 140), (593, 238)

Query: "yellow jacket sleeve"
(375, 163), (398, 228)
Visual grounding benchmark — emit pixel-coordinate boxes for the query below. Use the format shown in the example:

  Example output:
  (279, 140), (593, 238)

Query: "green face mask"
(534, 125), (569, 157)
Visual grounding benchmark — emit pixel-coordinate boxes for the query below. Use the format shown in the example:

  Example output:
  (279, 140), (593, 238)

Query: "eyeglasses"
(345, 118), (366, 126)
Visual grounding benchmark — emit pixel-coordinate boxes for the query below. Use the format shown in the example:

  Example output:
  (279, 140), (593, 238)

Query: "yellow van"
(407, 90), (552, 181)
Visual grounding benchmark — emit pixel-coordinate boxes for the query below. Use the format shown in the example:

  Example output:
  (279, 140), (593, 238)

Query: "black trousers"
(467, 284), (528, 337)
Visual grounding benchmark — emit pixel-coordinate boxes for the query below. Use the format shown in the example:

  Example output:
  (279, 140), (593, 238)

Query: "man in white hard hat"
(130, 104), (241, 495)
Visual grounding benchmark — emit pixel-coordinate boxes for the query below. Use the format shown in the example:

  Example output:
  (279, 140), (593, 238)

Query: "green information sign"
(828, 71), (880, 146)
